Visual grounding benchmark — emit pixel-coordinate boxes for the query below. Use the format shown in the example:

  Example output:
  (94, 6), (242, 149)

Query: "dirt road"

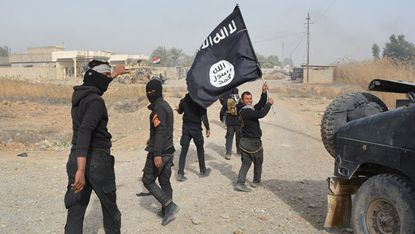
(0, 80), (348, 233)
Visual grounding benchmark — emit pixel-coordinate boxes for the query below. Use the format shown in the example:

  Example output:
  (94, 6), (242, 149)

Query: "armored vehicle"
(321, 79), (415, 233)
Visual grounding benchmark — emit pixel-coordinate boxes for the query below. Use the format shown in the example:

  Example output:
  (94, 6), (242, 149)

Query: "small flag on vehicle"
(152, 56), (161, 64)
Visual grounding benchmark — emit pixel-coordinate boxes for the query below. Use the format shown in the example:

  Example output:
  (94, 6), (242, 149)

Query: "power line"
(254, 31), (304, 43)
(289, 31), (306, 56)
(306, 13), (311, 82)
(314, 0), (337, 24)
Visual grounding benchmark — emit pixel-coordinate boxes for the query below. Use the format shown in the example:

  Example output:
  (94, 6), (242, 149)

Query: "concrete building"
(52, 50), (111, 79)
(0, 57), (9, 66)
(52, 52), (149, 79)
(302, 65), (336, 84)
(109, 54), (149, 66)
(3, 45), (149, 80)
(9, 46), (64, 67)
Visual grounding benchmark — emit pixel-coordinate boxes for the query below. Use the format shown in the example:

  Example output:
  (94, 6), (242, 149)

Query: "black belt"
(71, 147), (110, 154)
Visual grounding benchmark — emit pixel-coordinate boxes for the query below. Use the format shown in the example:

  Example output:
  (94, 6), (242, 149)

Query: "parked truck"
(321, 79), (415, 233)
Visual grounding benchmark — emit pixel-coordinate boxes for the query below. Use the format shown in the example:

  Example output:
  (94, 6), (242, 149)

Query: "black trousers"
(237, 138), (264, 185)
(64, 149), (121, 234)
(178, 126), (206, 175)
(225, 125), (241, 155)
(142, 153), (174, 207)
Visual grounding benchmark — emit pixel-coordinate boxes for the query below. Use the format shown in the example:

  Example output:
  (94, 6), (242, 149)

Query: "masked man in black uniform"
(142, 79), (179, 226)
(64, 60), (128, 233)
(176, 93), (211, 182)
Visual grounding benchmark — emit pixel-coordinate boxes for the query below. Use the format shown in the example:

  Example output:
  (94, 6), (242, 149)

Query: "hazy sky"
(1, 0), (414, 65)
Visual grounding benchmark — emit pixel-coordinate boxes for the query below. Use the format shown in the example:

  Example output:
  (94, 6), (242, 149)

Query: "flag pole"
(261, 76), (276, 115)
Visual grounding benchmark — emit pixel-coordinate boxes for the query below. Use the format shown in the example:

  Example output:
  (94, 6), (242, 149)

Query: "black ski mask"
(146, 79), (163, 103)
(82, 69), (112, 94)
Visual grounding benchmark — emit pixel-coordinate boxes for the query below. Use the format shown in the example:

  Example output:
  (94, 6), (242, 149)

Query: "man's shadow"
(262, 179), (348, 232)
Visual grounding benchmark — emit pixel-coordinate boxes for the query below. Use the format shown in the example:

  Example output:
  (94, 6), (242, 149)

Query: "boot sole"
(162, 206), (180, 226)
(234, 187), (252, 192)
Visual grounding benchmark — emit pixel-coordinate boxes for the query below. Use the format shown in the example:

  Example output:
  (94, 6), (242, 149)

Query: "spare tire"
(362, 92), (389, 112)
(321, 92), (388, 158)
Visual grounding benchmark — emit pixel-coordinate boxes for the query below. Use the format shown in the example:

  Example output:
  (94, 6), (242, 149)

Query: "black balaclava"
(82, 60), (112, 94)
(146, 79), (163, 103)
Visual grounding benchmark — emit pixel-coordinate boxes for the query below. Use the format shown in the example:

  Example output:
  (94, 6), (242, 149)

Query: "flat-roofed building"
(109, 54), (149, 66)
(10, 46), (64, 67)
(52, 50), (111, 78)
(302, 65), (337, 84)
(3, 45), (149, 80)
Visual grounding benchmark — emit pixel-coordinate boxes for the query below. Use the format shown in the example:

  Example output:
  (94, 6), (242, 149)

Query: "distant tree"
(0, 46), (9, 57)
(257, 54), (280, 68)
(149, 46), (194, 67)
(257, 54), (266, 67)
(168, 47), (181, 66)
(266, 55), (280, 67)
(383, 34), (415, 62)
(283, 57), (293, 67)
(180, 54), (195, 67)
(150, 46), (170, 66)
(372, 43), (380, 59)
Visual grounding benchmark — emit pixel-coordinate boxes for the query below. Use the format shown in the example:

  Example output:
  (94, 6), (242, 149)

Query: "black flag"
(186, 5), (262, 108)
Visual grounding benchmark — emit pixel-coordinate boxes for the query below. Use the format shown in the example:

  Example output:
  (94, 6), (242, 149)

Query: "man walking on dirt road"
(176, 93), (211, 182)
(64, 60), (128, 233)
(142, 79), (179, 226)
(219, 87), (242, 160)
(235, 83), (273, 192)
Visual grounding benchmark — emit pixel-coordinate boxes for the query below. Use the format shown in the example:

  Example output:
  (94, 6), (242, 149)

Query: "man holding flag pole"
(235, 83), (273, 192)
(186, 5), (275, 192)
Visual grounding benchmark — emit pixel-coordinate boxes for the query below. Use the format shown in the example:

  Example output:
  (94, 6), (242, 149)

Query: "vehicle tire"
(320, 92), (387, 158)
(352, 174), (415, 234)
(361, 93), (389, 112)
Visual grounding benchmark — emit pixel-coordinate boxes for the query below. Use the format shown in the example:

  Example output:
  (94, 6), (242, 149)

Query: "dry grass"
(0, 79), (146, 103)
(334, 59), (415, 108)
(335, 58), (415, 87)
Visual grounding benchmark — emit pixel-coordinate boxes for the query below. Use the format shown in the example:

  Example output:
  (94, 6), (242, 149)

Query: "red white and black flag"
(186, 5), (262, 108)
(152, 56), (161, 64)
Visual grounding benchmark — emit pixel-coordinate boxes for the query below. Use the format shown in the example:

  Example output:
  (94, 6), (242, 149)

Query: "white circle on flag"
(209, 60), (235, 88)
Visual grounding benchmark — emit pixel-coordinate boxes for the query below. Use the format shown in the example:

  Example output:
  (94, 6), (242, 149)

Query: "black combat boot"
(161, 202), (180, 226)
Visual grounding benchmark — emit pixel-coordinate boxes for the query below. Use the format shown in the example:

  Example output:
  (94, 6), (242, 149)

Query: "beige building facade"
(302, 65), (336, 84)
(4, 46), (149, 80)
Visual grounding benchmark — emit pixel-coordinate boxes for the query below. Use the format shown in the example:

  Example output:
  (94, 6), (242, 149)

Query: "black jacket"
(71, 86), (112, 157)
(147, 97), (175, 156)
(240, 93), (271, 139)
(177, 94), (210, 130)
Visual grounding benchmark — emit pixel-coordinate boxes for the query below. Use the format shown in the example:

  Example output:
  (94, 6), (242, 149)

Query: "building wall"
(10, 53), (53, 64)
(27, 46), (64, 54)
(10, 46), (64, 65)
(0, 57), (9, 66)
(0, 67), (57, 80)
(0, 66), (192, 81)
(303, 67), (335, 84)
(56, 60), (89, 79)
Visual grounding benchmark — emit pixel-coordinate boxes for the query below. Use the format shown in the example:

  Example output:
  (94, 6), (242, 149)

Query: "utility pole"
(306, 13), (311, 83)
(281, 42), (285, 65)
